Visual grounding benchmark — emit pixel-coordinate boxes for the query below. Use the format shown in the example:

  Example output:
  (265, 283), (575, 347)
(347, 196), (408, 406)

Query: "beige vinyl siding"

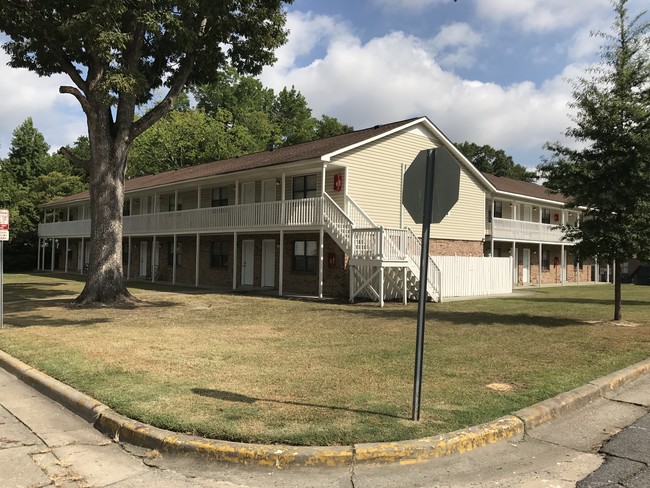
(325, 168), (345, 209)
(339, 125), (485, 241)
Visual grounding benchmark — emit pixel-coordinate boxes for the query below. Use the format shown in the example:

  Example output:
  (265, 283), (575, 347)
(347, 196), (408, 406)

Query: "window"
(494, 201), (503, 219)
(542, 208), (551, 224)
(167, 194), (182, 211)
(292, 175), (317, 199)
(542, 250), (550, 271)
(293, 240), (318, 272)
(168, 242), (182, 266)
(211, 241), (229, 268)
(211, 187), (228, 207)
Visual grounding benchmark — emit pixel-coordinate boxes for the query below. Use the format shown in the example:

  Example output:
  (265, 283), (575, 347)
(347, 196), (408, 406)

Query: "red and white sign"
(0, 209), (9, 241)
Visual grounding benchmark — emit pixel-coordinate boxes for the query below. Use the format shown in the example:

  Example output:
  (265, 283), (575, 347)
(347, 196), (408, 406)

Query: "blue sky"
(0, 0), (646, 169)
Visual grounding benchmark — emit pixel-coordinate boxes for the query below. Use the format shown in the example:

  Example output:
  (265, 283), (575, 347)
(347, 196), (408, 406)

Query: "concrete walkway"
(1, 365), (649, 487)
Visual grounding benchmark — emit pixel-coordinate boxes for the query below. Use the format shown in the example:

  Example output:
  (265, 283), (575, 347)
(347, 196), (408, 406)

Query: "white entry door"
(242, 182), (255, 204)
(261, 239), (275, 287)
(139, 241), (148, 277)
(524, 205), (532, 222)
(262, 179), (276, 202)
(522, 248), (531, 284)
(241, 240), (255, 286)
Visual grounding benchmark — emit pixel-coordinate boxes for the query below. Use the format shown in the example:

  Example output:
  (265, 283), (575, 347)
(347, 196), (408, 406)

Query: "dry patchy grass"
(1, 273), (649, 445)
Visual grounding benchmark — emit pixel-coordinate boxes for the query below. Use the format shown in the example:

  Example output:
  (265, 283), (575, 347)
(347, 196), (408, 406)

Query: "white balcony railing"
(490, 217), (565, 243)
(39, 197), (326, 238)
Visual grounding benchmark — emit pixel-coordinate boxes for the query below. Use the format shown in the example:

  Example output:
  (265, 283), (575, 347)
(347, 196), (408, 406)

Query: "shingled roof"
(481, 172), (567, 204)
(44, 117), (422, 207)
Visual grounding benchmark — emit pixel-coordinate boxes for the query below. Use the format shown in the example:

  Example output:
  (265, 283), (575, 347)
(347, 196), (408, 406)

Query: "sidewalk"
(1, 361), (649, 487)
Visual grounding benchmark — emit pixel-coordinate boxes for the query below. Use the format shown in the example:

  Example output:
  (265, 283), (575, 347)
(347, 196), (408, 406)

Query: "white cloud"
(430, 22), (482, 68)
(370, 0), (453, 12)
(0, 50), (86, 157)
(260, 13), (583, 168)
(474, 0), (611, 33)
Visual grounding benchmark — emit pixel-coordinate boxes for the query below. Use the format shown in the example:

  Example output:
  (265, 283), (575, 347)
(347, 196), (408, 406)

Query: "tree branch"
(59, 86), (92, 116)
(131, 17), (207, 140)
(58, 147), (90, 172)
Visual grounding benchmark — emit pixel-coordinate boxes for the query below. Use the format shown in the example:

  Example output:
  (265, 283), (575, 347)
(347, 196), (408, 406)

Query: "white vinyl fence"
(433, 256), (512, 299)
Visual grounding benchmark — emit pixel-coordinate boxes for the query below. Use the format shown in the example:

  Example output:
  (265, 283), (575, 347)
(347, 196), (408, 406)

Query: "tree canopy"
(0, 1), (293, 305)
(538, 0), (650, 320)
(455, 141), (535, 182)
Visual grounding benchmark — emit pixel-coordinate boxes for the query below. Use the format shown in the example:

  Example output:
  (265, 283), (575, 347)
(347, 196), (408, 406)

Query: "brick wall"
(428, 239), (484, 256)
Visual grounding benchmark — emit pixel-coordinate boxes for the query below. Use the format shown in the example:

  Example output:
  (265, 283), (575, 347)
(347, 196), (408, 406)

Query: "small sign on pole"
(0, 209), (7, 329)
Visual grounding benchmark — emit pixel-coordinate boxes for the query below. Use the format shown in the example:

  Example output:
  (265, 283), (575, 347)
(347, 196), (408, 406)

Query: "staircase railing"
(345, 196), (376, 228)
(323, 194), (354, 253)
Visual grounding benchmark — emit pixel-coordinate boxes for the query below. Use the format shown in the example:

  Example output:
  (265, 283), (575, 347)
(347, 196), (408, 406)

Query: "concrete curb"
(0, 349), (648, 467)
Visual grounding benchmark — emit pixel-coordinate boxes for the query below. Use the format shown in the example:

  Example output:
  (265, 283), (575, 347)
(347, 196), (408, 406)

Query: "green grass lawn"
(1, 273), (649, 446)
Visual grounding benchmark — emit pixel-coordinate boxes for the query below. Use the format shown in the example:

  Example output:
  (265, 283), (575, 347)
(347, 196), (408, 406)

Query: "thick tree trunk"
(613, 260), (622, 321)
(75, 121), (136, 306)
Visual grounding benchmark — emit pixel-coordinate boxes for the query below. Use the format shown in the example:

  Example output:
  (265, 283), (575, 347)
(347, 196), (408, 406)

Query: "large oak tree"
(0, 1), (292, 305)
(539, 0), (650, 320)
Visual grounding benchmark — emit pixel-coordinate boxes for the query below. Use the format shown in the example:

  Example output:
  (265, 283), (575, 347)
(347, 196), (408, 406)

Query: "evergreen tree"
(6, 117), (50, 183)
(538, 0), (650, 320)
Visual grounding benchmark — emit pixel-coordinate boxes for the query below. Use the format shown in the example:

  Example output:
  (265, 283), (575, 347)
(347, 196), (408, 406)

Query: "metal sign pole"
(1, 240), (3, 329)
(412, 149), (435, 421)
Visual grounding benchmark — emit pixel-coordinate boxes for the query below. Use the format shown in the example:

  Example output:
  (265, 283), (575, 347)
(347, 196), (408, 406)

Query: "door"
(262, 179), (276, 203)
(522, 248), (531, 284)
(261, 239), (275, 287)
(241, 240), (255, 286)
(242, 182), (255, 204)
(524, 205), (532, 222)
(139, 241), (148, 277)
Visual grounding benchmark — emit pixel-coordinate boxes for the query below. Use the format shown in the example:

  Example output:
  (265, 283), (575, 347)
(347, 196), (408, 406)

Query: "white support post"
(321, 164), (327, 197)
(172, 234), (177, 285)
(152, 236), (157, 283)
(511, 241), (519, 286)
(561, 244), (566, 285)
(281, 173), (286, 224)
(195, 234), (200, 287)
(232, 232), (238, 290)
(50, 238), (55, 271)
(64, 238), (69, 273)
(127, 236), (132, 280)
(379, 266), (385, 308)
(174, 190), (178, 212)
(595, 256), (599, 284)
(235, 180), (239, 205)
(278, 230), (284, 296)
(607, 263), (611, 283)
(197, 186), (202, 209)
(318, 227), (324, 299)
(538, 242), (542, 287)
(490, 239), (494, 257)
(80, 238), (85, 274)
(403, 267), (408, 305)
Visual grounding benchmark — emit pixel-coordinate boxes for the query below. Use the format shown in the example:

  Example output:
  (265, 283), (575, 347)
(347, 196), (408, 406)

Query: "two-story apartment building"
(37, 116), (596, 304)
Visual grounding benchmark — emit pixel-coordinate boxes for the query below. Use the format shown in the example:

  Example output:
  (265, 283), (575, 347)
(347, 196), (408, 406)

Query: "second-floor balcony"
(488, 217), (566, 243)
(38, 197), (328, 238)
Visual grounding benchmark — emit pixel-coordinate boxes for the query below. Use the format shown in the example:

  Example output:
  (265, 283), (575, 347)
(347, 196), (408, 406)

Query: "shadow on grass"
(342, 307), (591, 328)
(506, 297), (649, 306)
(191, 388), (408, 420)
(3, 314), (114, 328)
